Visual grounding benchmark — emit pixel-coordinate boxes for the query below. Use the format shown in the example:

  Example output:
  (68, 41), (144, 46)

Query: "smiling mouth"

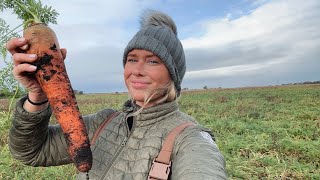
(131, 82), (150, 89)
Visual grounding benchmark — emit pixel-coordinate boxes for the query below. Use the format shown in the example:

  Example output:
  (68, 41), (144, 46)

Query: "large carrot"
(4, 0), (92, 172)
(23, 23), (92, 172)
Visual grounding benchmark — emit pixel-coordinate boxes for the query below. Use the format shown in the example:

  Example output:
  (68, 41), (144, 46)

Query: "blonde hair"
(131, 81), (177, 116)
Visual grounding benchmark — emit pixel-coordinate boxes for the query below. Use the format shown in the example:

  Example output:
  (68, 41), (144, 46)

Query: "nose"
(132, 60), (146, 76)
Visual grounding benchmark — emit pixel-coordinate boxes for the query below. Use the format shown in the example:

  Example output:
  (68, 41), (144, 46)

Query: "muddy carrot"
(23, 23), (92, 172)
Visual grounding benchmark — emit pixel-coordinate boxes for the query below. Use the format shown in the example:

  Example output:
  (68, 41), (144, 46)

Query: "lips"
(130, 80), (151, 89)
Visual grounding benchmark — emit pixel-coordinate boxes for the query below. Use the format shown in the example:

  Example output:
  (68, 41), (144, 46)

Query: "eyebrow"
(127, 53), (158, 58)
(145, 54), (158, 58)
(127, 54), (137, 58)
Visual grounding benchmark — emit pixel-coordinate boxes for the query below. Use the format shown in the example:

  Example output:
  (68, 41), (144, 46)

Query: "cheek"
(163, 72), (171, 83)
(124, 66), (130, 85)
(154, 68), (171, 85)
(124, 65), (129, 77)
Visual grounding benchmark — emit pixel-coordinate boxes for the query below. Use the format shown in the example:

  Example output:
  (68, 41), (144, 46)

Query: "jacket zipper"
(99, 136), (128, 180)
(99, 115), (134, 180)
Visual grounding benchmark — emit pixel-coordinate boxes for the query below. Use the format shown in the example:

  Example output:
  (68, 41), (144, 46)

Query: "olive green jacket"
(9, 96), (227, 179)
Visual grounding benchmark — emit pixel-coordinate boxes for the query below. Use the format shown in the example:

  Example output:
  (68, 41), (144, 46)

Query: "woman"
(7, 10), (227, 179)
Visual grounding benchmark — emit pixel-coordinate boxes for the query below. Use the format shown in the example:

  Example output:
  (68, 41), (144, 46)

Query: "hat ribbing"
(123, 10), (186, 95)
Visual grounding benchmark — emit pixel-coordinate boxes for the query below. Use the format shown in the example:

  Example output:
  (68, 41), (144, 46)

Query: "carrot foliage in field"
(0, 85), (319, 178)
(0, 0), (59, 98)
(0, 0), (58, 26)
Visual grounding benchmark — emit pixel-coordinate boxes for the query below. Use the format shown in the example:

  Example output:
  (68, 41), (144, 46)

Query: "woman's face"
(124, 49), (171, 107)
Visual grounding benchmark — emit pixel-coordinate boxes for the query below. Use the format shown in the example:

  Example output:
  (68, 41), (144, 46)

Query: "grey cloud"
(182, 48), (320, 89)
(41, 0), (155, 25)
(184, 41), (289, 72)
(65, 45), (127, 93)
(181, 0), (320, 89)
(1, 0), (319, 93)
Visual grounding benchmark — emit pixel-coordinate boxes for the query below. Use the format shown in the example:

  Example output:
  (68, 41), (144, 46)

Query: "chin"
(130, 93), (145, 102)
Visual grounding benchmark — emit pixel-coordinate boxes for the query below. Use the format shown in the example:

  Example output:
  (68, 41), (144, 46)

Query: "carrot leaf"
(0, 0), (59, 27)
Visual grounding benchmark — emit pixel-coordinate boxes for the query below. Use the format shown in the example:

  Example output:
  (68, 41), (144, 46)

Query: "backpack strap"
(148, 122), (195, 180)
(90, 111), (121, 145)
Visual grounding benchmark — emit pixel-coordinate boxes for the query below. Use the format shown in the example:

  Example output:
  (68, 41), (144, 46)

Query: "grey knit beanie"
(123, 10), (186, 95)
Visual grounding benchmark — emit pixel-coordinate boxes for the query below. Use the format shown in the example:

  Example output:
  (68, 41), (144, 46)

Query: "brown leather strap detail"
(148, 122), (195, 180)
(90, 111), (121, 145)
(156, 122), (195, 164)
(148, 159), (172, 180)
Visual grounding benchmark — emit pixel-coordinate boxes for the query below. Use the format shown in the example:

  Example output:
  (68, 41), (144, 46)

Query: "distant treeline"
(74, 90), (84, 95)
(282, 80), (320, 86)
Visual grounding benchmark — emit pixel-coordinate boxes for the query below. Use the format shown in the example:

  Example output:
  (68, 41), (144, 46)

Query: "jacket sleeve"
(171, 127), (228, 180)
(9, 96), (115, 167)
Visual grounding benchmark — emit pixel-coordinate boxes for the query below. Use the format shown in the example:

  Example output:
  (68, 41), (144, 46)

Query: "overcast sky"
(1, 0), (319, 93)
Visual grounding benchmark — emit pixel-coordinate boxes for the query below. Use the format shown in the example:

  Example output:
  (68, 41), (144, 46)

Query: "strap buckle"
(148, 158), (171, 180)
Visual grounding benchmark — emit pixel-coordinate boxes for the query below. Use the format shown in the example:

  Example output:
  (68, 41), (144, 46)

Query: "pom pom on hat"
(140, 9), (177, 35)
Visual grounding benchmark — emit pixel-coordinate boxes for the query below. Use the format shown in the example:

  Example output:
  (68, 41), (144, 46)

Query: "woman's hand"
(6, 37), (67, 109)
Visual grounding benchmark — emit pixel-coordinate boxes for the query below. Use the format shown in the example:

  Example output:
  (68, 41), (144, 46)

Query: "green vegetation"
(0, 0), (58, 27)
(0, 18), (23, 98)
(0, 84), (319, 179)
(0, 0), (59, 98)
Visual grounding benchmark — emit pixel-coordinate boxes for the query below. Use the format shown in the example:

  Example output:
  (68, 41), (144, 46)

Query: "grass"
(0, 84), (319, 179)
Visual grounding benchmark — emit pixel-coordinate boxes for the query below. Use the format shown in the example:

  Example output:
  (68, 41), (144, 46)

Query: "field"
(0, 84), (319, 179)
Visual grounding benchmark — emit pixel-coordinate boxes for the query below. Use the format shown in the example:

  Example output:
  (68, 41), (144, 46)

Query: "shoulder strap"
(90, 111), (121, 145)
(148, 122), (195, 180)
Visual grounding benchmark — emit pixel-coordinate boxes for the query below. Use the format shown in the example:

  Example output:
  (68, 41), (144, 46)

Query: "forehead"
(127, 49), (159, 58)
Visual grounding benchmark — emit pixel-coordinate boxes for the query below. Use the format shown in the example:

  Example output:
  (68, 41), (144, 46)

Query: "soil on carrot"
(50, 70), (57, 75)
(50, 43), (57, 51)
(74, 143), (92, 165)
(63, 130), (92, 170)
(33, 53), (53, 70)
(33, 53), (61, 81)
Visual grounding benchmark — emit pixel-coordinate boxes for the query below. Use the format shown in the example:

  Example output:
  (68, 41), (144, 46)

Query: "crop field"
(0, 84), (319, 179)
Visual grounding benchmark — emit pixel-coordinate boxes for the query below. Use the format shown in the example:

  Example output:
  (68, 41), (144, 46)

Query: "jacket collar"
(122, 99), (179, 126)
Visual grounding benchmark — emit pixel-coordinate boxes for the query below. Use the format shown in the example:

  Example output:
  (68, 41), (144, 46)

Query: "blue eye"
(147, 60), (159, 64)
(127, 59), (137, 63)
